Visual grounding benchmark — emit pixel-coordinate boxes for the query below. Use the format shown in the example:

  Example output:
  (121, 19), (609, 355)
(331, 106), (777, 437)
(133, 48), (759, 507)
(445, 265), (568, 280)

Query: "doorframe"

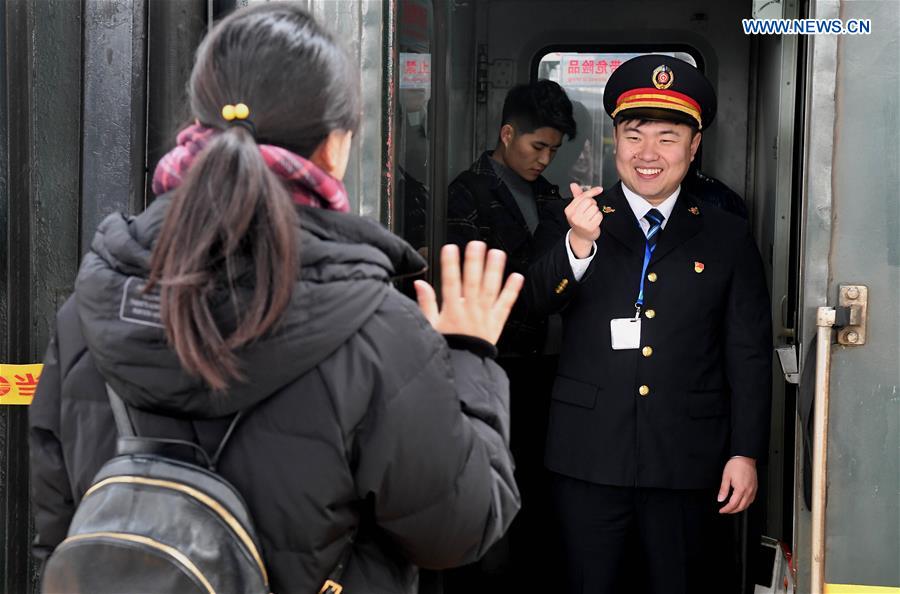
(791, 0), (840, 589)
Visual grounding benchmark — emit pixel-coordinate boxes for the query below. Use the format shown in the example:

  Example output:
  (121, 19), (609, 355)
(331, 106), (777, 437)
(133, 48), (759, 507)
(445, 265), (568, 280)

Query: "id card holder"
(610, 317), (641, 350)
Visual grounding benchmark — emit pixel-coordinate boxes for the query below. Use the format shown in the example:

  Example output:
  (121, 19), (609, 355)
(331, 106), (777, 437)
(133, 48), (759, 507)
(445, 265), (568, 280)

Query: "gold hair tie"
(221, 103), (250, 121)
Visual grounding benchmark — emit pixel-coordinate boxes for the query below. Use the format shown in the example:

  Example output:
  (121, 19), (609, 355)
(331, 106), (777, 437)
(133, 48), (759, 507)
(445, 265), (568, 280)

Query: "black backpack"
(41, 385), (349, 594)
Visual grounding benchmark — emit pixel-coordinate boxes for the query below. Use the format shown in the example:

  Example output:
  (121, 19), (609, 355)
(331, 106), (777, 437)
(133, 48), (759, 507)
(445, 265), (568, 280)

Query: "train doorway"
(389, 0), (812, 592)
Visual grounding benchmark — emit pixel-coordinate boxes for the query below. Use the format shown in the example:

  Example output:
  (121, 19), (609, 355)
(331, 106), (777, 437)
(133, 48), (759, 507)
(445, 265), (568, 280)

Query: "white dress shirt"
(566, 185), (681, 281)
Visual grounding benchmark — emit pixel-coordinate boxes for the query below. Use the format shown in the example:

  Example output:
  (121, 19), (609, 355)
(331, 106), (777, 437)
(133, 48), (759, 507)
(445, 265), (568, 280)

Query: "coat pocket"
(551, 375), (600, 409)
(688, 389), (729, 418)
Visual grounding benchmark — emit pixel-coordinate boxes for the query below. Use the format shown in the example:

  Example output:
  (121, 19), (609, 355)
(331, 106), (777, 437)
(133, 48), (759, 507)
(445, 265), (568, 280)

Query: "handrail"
(811, 306), (836, 594)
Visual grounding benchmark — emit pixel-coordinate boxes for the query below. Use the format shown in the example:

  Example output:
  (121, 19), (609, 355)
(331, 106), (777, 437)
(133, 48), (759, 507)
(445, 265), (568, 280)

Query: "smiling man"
(524, 55), (772, 594)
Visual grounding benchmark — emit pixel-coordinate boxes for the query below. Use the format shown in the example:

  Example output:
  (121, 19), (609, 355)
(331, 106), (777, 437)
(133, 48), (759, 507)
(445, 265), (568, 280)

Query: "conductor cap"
(603, 55), (716, 130)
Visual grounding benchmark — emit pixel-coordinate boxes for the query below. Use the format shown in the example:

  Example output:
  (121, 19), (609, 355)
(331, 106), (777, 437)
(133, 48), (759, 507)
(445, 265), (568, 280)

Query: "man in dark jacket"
(445, 80), (575, 591)
(447, 80), (575, 357)
(29, 196), (521, 594)
(524, 55), (772, 594)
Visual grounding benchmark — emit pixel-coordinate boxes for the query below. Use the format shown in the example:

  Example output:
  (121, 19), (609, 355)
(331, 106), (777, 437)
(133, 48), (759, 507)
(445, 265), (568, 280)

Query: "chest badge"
(694, 261), (705, 273)
(602, 206), (615, 214)
(688, 206), (700, 215)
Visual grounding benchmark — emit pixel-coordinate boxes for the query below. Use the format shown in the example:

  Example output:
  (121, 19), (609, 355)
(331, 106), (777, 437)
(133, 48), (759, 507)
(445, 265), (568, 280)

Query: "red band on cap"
(617, 88), (701, 112)
(612, 87), (702, 127)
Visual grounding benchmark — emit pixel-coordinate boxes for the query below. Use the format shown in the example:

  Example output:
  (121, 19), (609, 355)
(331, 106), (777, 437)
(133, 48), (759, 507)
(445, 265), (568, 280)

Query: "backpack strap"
(208, 410), (245, 471)
(105, 383), (245, 471)
(106, 383), (136, 438)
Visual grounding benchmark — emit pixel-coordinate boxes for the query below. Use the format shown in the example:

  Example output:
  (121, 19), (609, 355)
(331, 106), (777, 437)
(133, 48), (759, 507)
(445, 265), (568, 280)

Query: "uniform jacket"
(524, 182), (772, 489)
(684, 168), (749, 219)
(447, 151), (569, 355)
(29, 196), (520, 594)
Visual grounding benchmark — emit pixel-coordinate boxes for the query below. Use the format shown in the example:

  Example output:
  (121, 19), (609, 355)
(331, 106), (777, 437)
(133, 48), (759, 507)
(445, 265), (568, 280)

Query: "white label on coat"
(119, 277), (164, 329)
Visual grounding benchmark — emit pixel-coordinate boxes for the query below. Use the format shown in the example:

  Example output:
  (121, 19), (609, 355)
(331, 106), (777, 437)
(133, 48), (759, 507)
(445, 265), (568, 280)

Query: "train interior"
(394, 0), (808, 589)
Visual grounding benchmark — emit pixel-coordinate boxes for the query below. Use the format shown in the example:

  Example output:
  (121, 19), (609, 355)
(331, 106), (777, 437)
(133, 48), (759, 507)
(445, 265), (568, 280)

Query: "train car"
(1, 1), (896, 592)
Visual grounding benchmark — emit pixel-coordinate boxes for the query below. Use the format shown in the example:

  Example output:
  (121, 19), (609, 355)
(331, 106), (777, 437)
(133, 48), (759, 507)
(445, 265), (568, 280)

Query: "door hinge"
(834, 284), (868, 346)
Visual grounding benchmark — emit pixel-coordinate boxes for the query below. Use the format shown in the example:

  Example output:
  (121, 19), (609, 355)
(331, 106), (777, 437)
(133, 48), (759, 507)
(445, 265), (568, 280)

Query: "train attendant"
(524, 55), (772, 594)
(445, 80), (575, 591)
(29, 4), (522, 593)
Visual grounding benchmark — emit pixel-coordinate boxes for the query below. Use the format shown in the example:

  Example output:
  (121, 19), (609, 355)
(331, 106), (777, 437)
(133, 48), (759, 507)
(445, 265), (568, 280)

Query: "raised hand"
(413, 241), (524, 345)
(565, 182), (604, 258)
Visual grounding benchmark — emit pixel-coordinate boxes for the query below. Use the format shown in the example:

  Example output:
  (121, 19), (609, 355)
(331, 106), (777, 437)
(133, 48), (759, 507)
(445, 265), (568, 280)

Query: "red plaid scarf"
(152, 124), (350, 212)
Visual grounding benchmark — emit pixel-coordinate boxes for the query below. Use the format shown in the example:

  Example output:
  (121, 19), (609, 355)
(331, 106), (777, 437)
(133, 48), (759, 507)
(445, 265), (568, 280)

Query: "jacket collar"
(295, 203), (427, 279)
(596, 182), (703, 264)
(469, 151), (560, 231)
(469, 151), (504, 188)
(470, 151), (558, 196)
(649, 190), (703, 264)
(596, 183), (646, 253)
(126, 194), (427, 280)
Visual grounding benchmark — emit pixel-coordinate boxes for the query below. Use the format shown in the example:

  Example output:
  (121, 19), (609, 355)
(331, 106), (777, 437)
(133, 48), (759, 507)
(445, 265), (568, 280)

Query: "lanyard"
(634, 242), (655, 315)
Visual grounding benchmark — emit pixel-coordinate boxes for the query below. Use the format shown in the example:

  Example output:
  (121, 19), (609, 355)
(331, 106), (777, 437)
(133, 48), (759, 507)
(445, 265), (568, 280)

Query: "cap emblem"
(652, 65), (674, 90)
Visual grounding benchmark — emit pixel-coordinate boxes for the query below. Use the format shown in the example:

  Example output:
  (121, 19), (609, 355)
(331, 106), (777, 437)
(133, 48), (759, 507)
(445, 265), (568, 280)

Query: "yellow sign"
(826, 585), (900, 594)
(0, 363), (43, 405)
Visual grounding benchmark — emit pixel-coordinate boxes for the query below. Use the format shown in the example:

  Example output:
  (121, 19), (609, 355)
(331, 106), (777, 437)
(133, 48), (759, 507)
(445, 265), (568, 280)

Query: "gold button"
(645, 309), (656, 319)
(642, 346), (653, 357)
(647, 272), (657, 283)
(639, 385), (650, 396)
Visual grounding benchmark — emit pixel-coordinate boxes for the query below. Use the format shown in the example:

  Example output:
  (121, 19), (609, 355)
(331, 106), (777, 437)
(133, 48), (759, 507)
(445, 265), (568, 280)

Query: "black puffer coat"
(29, 196), (520, 593)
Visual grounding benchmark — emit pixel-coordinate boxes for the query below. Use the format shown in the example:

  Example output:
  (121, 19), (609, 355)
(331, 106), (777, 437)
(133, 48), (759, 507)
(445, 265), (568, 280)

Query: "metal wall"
(80, 0), (149, 249)
(796, 0), (900, 590)
(823, 0), (899, 587)
(145, 2), (207, 202)
(1, 1), (199, 590)
(2, 1), (87, 590)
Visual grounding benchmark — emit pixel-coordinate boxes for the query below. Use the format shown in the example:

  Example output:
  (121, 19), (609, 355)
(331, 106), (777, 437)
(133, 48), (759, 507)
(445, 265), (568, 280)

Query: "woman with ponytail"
(29, 4), (522, 592)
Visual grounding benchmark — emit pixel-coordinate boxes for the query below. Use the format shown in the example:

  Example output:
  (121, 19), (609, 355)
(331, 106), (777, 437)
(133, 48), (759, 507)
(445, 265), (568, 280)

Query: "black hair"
(149, 3), (360, 390)
(191, 2), (360, 155)
(500, 80), (576, 140)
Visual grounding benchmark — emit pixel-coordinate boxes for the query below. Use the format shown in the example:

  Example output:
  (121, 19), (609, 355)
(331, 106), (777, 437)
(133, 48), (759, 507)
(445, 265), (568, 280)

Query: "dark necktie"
(644, 209), (665, 250)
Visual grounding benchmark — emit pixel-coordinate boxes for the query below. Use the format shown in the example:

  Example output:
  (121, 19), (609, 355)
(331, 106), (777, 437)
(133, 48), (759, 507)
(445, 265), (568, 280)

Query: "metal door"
(794, 1), (900, 592)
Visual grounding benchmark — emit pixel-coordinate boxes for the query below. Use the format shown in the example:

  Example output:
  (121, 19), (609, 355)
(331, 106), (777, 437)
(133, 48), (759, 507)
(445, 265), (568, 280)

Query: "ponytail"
(148, 127), (298, 391)
(147, 2), (359, 390)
